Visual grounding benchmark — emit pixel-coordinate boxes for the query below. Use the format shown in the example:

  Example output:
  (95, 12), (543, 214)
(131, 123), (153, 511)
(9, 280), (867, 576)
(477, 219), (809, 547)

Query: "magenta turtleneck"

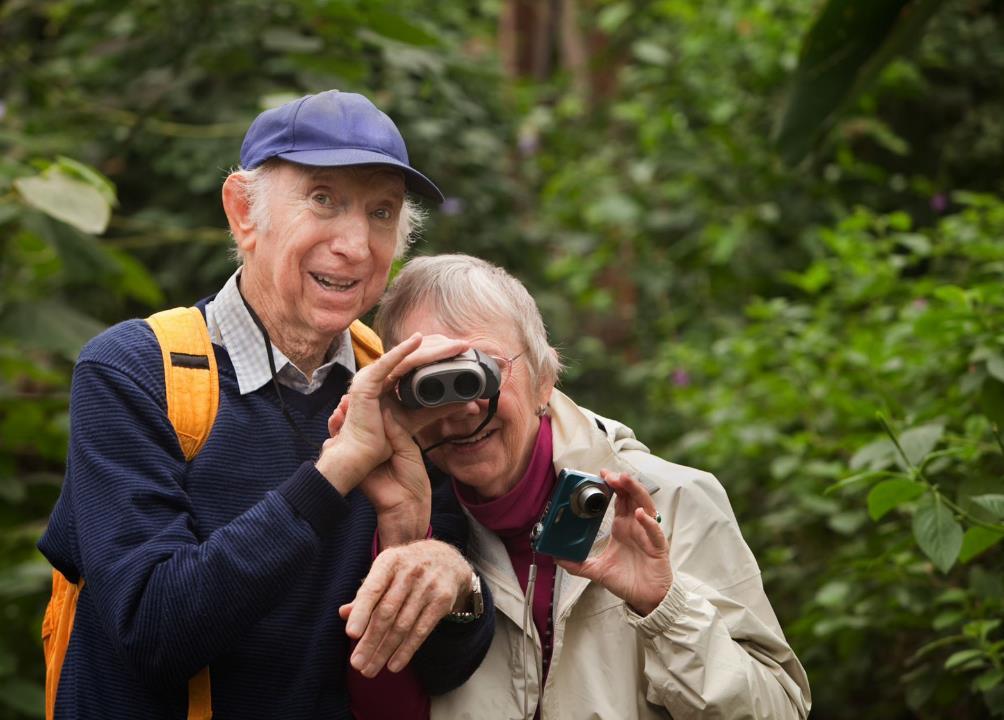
(454, 415), (559, 690)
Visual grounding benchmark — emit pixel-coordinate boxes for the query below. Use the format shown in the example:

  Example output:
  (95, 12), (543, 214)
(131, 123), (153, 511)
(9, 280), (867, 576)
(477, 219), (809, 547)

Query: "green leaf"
(969, 494), (1004, 519)
(944, 648), (985, 671)
(899, 423), (944, 466)
(867, 479), (926, 520)
(850, 438), (897, 471)
(106, 247), (165, 306)
(981, 379), (1004, 427)
(912, 496), (963, 573)
(815, 580), (851, 607)
(973, 668), (1004, 693)
(987, 353), (1004, 383)
(960, 526), (1004, 563)
(364, 10), (440, 46)
(53, 156), (117, 207)
(261, 28), (324, 53)
(14, 167), (112, 234)
(773, 0), (947, 163)
(0, 300), (106, 360)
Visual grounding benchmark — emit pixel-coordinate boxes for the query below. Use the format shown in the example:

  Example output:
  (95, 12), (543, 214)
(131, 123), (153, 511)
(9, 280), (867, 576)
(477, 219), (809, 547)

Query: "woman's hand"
(331, 397), (431, 546)
(557, 470), (673, 616)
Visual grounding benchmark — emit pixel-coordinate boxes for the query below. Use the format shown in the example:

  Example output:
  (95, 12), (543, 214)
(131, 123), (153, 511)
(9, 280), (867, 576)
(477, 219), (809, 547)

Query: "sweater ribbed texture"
(38, 312), (493, 719)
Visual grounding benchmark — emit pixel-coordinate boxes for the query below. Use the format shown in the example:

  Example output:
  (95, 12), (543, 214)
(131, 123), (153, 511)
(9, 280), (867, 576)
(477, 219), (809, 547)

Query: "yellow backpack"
(42, 307), (383, 720)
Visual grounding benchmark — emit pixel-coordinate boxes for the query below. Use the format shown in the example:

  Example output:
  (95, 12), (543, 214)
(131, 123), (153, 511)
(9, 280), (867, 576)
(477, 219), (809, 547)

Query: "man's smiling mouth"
(310, 272), (358, 291)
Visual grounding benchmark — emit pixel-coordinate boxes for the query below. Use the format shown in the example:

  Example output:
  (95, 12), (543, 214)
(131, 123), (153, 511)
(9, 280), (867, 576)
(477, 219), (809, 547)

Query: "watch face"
(471, 574), (484, 617)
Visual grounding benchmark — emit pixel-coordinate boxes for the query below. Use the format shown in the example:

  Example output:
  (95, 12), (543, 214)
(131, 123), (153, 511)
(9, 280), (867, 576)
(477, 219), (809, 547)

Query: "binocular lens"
(452, 373), (481, 400)
(416, 377), (446, 404)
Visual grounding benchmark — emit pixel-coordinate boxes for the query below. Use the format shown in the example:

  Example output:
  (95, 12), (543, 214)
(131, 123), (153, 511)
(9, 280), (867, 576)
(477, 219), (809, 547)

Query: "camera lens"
(416, 377), (446, 405)
(452, 371), (482, 400)
(570, 482), (610, 518)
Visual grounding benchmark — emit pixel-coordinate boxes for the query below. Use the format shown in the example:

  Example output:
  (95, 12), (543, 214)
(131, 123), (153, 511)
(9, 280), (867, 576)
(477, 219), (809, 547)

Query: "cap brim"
(276, 148), (445, 203)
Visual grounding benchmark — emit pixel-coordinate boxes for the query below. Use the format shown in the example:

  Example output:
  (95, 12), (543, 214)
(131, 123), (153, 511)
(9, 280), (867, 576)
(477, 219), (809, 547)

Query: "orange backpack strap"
(349, 319), (383, 368)
(43, 571), (83, 719)
(146, 307), (218, 719)
(147, 307), (220, 462)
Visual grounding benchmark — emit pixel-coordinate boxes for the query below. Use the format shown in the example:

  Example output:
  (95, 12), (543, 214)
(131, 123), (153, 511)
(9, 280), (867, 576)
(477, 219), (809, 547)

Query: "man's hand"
(558, 470), (673, 616)
(315, 333), (423, 494)
(339, 540), (473, 677)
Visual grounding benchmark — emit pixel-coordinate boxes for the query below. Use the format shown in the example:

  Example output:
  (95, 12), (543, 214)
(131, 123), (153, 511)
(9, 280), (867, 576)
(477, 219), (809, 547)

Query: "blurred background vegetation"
(2, 0), (1003, 717)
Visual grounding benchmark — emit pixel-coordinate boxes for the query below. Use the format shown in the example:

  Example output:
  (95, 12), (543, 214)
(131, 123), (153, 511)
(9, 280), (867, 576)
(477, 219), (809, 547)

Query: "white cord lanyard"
(522, 552), (539, 720)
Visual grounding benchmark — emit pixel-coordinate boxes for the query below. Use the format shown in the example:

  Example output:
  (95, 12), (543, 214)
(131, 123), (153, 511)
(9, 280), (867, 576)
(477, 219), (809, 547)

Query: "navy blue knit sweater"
(38, 314), (493, 719)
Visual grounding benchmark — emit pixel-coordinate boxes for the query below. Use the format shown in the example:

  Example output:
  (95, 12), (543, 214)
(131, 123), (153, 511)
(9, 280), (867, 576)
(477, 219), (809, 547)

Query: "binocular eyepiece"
(397, 349), (502, 409)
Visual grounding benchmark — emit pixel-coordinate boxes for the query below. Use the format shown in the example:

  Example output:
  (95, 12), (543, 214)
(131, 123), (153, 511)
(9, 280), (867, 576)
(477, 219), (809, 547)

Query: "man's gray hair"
(375, 254), (562, 387)
(228, 160), (424, 260)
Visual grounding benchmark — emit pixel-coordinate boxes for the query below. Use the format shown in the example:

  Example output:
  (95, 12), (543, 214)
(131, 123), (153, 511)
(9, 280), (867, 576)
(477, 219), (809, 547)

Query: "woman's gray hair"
(375, 254), (562, 387)
(227, 160), (424, 260)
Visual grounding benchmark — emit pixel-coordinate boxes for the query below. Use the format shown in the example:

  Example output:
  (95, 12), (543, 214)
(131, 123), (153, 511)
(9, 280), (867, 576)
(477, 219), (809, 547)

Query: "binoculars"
(397, 349), (502, 409)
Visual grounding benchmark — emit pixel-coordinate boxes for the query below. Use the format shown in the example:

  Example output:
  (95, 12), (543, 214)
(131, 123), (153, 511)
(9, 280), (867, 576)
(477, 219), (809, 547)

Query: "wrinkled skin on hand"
(338, 539), (473, 676)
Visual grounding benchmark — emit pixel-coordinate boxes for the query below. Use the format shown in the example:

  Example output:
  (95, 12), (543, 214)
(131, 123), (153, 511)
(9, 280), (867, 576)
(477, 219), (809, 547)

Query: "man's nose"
(331, 208), (370, 261)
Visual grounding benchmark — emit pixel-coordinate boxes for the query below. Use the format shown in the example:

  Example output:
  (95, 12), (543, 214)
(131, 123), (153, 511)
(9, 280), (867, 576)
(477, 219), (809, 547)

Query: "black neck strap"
(237, 284), (320, 453)
(421, 392), (500, 454)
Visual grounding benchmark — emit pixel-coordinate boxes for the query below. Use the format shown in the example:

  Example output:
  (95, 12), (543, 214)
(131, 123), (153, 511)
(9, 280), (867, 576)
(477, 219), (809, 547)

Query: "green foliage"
(774, 0), (947, 164)
(648, 197), (1004, 717)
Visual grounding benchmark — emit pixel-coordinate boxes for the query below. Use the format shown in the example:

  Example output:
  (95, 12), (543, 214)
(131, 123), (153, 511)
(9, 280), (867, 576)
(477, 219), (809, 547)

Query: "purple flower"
(930, 193), (948, 214)
(671, 369), (690, 387)
(440, 197), (464, 216)
(912, 298), (928, 310)
(517, 131), (538, 157)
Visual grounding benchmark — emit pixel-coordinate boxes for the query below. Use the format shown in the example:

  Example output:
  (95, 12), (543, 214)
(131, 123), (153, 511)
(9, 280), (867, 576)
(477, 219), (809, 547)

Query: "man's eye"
(312, 193), (332, 205)
(372, 208), (392, 220)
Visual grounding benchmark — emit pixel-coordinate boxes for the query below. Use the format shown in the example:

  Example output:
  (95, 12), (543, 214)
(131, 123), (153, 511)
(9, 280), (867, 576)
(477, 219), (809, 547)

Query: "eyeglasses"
(487, 352), (524, 387)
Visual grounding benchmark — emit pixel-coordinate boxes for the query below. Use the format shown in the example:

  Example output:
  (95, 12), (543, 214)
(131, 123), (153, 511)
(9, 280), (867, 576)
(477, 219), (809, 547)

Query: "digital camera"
(397, 349), (501, 409)
(532, 469), (612, 562)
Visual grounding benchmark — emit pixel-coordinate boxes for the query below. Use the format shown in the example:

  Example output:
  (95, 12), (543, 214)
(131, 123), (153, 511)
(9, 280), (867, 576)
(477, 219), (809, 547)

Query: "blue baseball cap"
(240, 90), (444, 203)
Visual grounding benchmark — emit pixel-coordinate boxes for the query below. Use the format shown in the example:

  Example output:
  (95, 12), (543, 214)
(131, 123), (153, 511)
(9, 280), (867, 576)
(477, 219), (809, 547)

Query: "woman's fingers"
(634, 507), (669, 554)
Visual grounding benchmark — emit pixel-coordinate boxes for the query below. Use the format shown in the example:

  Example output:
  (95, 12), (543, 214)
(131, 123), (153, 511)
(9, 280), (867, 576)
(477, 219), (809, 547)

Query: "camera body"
(397, 349), (501, 409)
(532, 468), (612, 562)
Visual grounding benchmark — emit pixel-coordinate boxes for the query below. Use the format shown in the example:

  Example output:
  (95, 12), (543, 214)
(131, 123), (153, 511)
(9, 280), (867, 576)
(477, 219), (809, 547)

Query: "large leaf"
(867, 478), (926, 520)
(774, 0), (947, 164)
(14, 166), (112, 235)
(912, 495), (963, 573)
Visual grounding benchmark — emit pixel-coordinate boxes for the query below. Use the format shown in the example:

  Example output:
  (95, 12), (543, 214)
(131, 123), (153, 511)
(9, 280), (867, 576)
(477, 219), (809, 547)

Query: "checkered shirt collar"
(205, 269), (356, 395)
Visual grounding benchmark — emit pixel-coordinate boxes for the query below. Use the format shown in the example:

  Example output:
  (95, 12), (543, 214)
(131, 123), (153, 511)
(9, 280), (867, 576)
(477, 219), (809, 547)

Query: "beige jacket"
(432, 389), (811, 720)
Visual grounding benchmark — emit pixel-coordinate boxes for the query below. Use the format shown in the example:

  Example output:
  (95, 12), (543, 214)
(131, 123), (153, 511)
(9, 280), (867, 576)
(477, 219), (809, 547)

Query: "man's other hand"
(339, 540), (473, 676)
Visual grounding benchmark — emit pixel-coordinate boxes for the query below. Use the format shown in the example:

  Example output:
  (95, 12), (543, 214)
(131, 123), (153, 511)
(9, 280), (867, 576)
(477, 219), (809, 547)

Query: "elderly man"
(38, 90), (492, 720)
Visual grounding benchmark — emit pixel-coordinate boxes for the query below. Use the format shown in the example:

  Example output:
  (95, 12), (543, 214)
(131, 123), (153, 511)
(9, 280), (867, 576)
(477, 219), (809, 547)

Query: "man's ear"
(222, 174), (257, 254)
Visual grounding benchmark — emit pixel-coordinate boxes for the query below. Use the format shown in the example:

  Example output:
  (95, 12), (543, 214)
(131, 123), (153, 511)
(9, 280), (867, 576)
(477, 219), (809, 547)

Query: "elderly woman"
(354, 254), (811, 719)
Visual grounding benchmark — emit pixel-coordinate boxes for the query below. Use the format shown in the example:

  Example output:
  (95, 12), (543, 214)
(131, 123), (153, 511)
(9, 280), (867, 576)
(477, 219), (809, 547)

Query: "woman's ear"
(222, 174), (257, 254)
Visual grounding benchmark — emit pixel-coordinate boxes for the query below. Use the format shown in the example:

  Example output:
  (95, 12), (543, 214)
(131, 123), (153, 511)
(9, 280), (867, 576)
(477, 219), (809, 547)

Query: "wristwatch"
(445, 571), (484, 623)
